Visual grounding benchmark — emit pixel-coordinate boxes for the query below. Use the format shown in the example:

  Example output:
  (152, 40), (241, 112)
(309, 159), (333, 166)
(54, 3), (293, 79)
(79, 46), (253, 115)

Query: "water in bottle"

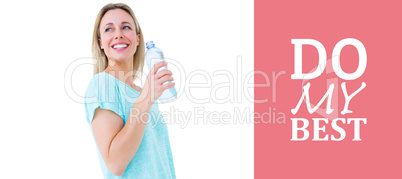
(144, 41), (177, 103)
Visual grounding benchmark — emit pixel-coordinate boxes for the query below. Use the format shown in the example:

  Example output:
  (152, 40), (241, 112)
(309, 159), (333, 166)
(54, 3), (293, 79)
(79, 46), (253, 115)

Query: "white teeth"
(113, 44), (128, 49)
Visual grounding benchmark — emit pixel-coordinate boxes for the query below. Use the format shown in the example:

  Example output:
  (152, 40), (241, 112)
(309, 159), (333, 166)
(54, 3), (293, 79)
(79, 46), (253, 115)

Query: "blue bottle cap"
(146, 41), (155, 49)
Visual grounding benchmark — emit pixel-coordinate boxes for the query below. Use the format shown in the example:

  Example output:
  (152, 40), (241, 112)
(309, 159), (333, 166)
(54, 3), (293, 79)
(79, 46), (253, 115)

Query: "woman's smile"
(112, 42), (130, 52)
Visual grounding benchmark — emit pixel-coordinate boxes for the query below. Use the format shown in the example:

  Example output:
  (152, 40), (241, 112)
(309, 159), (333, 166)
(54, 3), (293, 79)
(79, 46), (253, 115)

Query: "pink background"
(255, 0), (402, 178)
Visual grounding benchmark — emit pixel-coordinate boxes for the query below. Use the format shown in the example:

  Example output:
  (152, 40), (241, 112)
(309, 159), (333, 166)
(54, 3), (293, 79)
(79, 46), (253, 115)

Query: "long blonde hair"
(92, 3), (144, 80)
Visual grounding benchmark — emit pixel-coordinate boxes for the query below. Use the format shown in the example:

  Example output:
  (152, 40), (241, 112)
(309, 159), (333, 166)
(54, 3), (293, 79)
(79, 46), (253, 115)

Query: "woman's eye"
(105, 28), (112, 32)
(123, 26), (131, 30)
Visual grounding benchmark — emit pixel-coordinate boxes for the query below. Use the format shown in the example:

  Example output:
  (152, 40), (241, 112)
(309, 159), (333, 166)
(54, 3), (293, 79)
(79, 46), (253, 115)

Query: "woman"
(84, 3), (176, 178)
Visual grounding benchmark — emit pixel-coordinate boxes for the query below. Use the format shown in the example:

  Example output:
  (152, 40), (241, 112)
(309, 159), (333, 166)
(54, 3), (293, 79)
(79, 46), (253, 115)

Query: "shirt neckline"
(100, 72), (141, 93)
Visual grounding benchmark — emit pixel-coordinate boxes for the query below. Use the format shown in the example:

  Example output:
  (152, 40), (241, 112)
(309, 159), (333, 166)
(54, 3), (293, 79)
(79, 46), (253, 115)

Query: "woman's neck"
(104, 58), (135, 87)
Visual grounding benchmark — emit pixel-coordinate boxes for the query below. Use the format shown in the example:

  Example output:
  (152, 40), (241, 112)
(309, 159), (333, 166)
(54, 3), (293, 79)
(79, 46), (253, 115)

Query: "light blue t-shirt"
(84, 72), (176, 179)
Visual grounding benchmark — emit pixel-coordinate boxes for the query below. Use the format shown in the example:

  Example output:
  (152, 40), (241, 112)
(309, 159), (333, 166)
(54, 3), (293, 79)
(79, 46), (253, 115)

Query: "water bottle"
(144, 41), (177, 103)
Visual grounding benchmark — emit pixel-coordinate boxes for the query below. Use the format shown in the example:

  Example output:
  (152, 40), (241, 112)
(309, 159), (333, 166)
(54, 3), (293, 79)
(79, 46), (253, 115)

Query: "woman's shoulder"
(85, 72), (119, 96)
(89, 72), (118, 86)
(89, 71), (108, 83)
(84, 72), (124, 124)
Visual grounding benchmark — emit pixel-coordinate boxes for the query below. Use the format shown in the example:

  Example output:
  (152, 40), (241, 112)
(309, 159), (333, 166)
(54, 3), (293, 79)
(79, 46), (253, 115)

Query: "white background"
(0, 0), (253, 178)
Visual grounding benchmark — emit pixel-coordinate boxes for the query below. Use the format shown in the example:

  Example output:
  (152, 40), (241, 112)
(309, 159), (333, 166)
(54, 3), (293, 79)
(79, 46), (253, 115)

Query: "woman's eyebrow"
(121, 21), (132, 25)
(103, 21), (132, 28)
(104, 22), (113, 28)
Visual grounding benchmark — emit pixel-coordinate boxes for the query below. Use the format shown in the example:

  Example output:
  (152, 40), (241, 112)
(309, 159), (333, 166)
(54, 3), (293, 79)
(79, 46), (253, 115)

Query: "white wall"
(0, 0), (253, 178)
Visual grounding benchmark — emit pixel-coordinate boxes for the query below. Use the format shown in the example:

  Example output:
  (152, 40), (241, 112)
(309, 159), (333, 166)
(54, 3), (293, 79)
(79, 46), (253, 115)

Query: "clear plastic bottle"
(144, 41), (177, 103)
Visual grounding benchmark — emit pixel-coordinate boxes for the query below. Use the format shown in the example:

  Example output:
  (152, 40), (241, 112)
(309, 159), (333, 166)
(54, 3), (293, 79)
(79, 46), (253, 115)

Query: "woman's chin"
(110, 54), (133, 62)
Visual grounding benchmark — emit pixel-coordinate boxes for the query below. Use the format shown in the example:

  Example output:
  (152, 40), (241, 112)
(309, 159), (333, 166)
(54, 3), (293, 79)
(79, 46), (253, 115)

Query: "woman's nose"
(114, 34), (123, 39)
(114, 30), (123, 39)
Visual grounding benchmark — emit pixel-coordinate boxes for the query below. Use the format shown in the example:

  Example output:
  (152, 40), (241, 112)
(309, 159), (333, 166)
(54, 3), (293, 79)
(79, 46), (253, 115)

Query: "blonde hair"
(92, 3), (144, 80)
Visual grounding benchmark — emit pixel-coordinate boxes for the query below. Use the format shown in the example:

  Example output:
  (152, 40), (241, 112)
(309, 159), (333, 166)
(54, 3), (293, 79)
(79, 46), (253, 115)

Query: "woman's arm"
(91, 62), (174, 176)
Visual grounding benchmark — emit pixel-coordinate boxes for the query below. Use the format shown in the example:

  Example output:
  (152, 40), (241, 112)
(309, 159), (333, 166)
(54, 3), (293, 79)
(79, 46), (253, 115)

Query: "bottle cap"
(146, 41), (155, 49)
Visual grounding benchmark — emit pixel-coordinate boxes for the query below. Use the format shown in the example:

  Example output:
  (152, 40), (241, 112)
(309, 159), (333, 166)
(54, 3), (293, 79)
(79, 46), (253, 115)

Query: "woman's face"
(99, 9), (139, 63)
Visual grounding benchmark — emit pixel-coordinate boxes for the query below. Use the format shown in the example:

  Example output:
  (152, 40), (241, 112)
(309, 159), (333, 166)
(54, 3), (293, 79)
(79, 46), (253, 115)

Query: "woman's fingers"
(157, 75), (174, 85)
(142, 61), (175, 102)
(155, 69), (172, 79)
(150, 62), (167, 75)
(161, 82), (175, 91)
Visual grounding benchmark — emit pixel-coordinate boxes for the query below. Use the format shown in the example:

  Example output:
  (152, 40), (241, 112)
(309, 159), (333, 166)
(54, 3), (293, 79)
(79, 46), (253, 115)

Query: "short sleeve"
(84, 73), (124, 125)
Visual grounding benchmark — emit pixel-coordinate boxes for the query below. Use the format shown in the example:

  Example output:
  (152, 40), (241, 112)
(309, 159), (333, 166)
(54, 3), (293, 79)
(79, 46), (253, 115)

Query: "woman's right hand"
(139, 61), (175, 104)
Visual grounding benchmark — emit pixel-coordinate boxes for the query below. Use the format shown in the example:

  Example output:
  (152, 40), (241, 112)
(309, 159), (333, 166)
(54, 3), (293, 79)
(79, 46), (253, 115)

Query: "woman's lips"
(112, 43), (129, 52)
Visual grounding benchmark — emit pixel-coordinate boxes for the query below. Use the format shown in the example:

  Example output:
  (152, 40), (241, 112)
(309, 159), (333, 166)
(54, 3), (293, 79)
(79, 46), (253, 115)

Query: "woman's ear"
(99, 39), (104, 49)
(136, 34), (140, 46)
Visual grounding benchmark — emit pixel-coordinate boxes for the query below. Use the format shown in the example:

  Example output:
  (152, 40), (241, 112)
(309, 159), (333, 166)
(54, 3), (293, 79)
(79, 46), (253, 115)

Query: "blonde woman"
(84, 3), (176, 178)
